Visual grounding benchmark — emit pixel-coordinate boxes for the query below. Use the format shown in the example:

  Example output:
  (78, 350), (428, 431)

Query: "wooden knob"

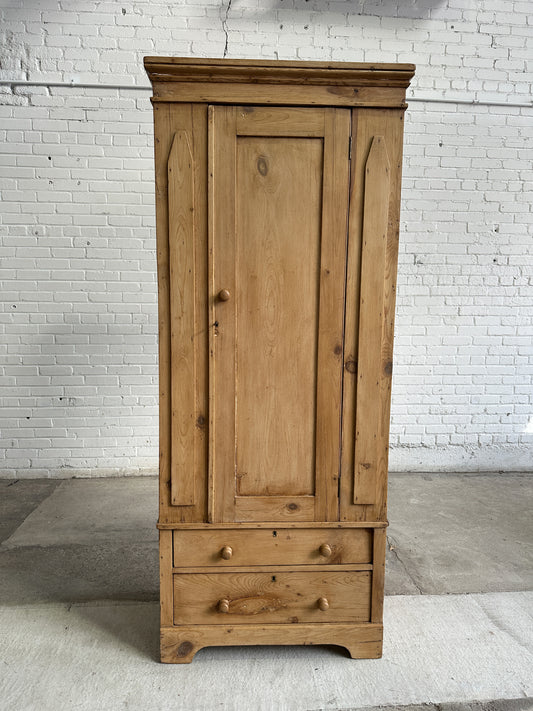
(220, 545), (233, 560)
(319, 543), (332, 558)
(218, 598), (230, 614)
(317, 597), (329, 611)
(218, 289), (231, 302)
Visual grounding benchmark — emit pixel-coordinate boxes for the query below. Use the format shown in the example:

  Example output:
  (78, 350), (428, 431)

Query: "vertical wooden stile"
(371, 527), (386, 624)
(353, 136), (391, 505)
(168, 131), (196, 506)
(314, 108), (351, 522)
(208, 106), (237, 523)
(159, 529), (174, 626)
(153, 102), (173, 521)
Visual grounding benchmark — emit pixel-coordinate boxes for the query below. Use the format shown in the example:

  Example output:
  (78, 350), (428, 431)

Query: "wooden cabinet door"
(208, 106), (351, 523)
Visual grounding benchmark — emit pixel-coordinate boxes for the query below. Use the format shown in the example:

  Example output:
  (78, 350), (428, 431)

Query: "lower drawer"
(173, 570), (371, 625)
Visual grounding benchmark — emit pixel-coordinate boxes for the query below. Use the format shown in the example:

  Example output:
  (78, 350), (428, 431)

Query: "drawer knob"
(218, 289), (231, 302)
(317, 597), (329, 611)
(218, 598), (230, 614)
(319, 543), (332, 558)
(220, 545), (233, 560)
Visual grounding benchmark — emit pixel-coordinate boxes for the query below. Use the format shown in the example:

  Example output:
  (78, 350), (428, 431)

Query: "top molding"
(144, 57), (415, 108)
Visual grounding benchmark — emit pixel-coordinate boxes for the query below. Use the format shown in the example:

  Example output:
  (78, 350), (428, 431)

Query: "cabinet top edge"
(144, 56), (416, 88)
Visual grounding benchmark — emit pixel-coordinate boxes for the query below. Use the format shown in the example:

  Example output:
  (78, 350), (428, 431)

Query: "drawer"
(173, 528), (372, 567)
(173, 570), (371, 625)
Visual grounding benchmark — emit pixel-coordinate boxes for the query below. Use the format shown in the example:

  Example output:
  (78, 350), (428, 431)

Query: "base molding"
(160, 623), (383, 663)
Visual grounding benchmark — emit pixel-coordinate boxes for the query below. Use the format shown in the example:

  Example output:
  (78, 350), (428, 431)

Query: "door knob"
(218, 289), (231, 302)
(317, 597), (329, 611)
(220, 546), (233, 560)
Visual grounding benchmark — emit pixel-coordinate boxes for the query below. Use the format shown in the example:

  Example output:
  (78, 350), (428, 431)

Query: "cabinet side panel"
(340, 108), (405, 523)
(157, 103), (209, 524)
(154, 102), (173, 521)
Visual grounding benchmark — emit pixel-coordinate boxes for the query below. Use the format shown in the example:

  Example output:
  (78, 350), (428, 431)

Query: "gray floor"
(0, 473), (532, 710)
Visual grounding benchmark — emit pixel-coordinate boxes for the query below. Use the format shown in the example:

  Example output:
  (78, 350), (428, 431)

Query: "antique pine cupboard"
(144, 57), (415, 663)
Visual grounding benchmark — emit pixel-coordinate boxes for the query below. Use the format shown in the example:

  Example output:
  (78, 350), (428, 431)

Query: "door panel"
(209, 105), (350, 523)
(235, 136), (322, 498)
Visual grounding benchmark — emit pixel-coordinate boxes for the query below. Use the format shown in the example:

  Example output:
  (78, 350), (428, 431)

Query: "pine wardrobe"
(144, 57), (415, 663)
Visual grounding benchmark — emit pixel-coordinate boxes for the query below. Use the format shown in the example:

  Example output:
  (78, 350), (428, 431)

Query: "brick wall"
(1, 0), (532, 477)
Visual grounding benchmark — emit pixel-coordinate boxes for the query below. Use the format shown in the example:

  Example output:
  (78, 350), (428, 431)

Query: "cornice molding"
(144, 57), (416, 89)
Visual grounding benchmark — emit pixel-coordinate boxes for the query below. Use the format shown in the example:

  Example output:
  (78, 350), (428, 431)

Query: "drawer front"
(173, 570), (371, 625)
(173, 528), (372, 567)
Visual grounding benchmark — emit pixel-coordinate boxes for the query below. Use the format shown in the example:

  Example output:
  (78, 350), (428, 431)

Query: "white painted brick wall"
(0, 0), (532, 477)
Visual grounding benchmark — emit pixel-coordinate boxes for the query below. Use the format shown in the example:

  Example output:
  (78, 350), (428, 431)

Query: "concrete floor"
(0, 473), (532, 710)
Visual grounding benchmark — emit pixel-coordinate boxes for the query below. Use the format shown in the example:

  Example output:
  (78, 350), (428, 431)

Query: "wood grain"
(172, 528), (372, 567)
(158, 521), (387, 529)
(235, 106), (325, 136)
(235, 135), (322, 499)
(210, 106), (350, 523)
(173, 570), (371, 625)
(157, 103), (209, 524)
(340, 109), (405, 523)
(371, 527), (386, 623)
(168, 130), (196, 506)
(161, 622), (383, 663)
(151, 82), (409, 109)
(353, 135), (391, 505)
(172, 565), (373, 574)
(208, 105), (237, 524)
(314, 107), (351, 522)
(159, 529), (173, 626)
(153, 101), (173, 523)
(234, 495), (315, 523)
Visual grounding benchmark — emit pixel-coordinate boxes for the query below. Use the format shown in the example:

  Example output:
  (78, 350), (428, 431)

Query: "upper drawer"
(173, 528), (372, 567)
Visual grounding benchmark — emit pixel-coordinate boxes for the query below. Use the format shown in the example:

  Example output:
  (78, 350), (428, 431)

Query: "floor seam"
(387, 534), (424, 595)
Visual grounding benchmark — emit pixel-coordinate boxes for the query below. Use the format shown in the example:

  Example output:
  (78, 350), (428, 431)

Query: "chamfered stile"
(340, 108), (405, 523)
(353, 136), (391, 505)
(168, 131), (196, 506)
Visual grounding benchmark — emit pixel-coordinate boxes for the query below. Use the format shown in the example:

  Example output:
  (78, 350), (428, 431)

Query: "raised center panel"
(235, 135), (322, 499)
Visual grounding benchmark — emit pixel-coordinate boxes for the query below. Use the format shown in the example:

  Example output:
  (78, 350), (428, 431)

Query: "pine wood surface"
(150, 82), (409, 108)
(147, 57), (413, 663)
(353, 135), (391, 505)
(340, 108), (405, 523)
(157, 521), (388, 529)
(168, 130), (196, 506)
(160, 623), (383, 664)
(172, 528), (372, 567)
(155, 103), (209, 525)
(209, 105), (350, 524)
(173, 570), (371, 625)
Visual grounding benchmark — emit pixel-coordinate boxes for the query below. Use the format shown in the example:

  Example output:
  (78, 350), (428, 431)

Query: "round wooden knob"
(317, 597), (329, 611)
(319, 543), (332, 558)
(218, 598), (230, 614)
(218, 289), (231, 302)
(220, 545), (233, 560)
